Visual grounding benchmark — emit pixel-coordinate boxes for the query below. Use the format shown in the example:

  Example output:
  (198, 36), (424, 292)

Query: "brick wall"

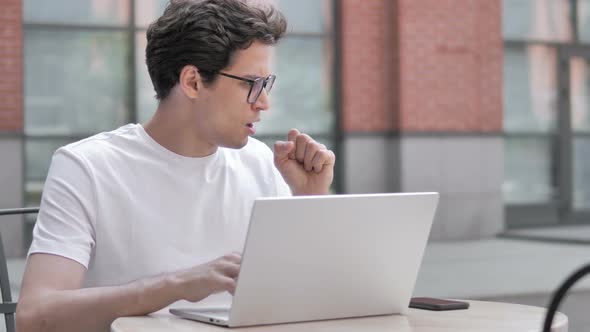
(341, 0), (502, 133)
(0, 0), (23, 132)
(341, 0), (398, 132)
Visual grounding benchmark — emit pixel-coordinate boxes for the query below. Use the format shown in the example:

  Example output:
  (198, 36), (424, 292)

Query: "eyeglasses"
(216, 72), (277, 104)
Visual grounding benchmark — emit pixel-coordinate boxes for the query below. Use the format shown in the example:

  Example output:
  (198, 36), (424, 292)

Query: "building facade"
(6, 0), (590, 256)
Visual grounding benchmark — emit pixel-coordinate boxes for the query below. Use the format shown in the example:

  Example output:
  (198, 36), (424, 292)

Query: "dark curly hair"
(146, 0), (287, 100)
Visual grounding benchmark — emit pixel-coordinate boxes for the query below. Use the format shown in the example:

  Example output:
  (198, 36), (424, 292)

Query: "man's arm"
(17, 252), (240, 332)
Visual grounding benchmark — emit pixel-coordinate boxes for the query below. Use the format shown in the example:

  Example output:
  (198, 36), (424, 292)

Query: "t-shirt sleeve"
(28, 148), (97, 269)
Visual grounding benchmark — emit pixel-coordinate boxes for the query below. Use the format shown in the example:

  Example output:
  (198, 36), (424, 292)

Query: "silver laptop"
(170, 192), (439, 327)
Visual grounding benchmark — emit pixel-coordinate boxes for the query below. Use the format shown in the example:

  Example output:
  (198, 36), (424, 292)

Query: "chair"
(0, 207), (39, 332)
(543, 262), (590, 332)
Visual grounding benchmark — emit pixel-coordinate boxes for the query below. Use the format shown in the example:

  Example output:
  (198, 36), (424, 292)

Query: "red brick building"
(340, 0), (503, 240)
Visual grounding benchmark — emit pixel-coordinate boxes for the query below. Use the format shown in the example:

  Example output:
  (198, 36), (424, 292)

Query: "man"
(16, 1), (335, 331)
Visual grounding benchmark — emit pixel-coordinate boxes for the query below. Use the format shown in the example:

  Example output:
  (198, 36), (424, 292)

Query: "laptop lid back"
(228, 192), (439, 327)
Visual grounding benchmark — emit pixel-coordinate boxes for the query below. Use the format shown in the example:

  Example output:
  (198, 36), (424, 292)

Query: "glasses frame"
(216, 72), (276, 104)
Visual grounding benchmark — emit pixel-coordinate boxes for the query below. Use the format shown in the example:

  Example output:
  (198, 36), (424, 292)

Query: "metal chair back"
(0, 207), (39, 332)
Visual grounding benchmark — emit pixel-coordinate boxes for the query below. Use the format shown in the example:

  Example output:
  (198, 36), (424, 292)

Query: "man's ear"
(179, 65), (202, 99)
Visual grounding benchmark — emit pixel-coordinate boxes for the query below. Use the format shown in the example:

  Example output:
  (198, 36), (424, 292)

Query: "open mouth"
(246, 123), (256, 135)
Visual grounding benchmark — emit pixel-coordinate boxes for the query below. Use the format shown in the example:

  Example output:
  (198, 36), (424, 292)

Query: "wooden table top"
(111, 300), (568, 332)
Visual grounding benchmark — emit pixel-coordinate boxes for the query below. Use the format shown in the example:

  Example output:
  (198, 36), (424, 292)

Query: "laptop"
(170, 192), (439, 327)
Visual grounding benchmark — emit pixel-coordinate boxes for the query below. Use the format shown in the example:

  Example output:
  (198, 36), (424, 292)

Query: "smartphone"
(409, 297), (470, 311)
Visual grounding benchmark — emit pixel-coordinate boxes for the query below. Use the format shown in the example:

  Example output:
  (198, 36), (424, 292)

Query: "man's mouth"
(246, 123), (256, 135)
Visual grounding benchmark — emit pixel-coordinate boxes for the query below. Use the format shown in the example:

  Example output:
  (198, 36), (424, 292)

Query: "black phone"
(409, 297), (470, 311)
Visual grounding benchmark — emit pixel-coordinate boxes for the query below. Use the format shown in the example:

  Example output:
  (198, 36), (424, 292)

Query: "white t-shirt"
(29, 124), (291, 291)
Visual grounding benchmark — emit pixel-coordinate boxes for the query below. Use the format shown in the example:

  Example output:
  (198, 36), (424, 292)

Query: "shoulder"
(56, 124), (142, 163)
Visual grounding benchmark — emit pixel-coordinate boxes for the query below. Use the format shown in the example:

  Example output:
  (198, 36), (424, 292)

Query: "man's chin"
(221, 137), (249, 150)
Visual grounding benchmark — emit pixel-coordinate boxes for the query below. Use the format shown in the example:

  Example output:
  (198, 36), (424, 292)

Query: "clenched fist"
(273, 129), (336, 195)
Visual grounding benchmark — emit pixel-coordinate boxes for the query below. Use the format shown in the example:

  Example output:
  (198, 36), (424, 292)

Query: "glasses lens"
(265, 75), (276, 94)
(248, 78), (264, 104)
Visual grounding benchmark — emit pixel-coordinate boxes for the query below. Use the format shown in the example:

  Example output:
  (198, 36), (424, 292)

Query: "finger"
(287, 128), (299, 142)
(215, 261), (240, 279)
(311, 150), (335, 173)
(213, 275), (237, 295)
(273, 141), (294, 161)
(304, 142), (321, 172)
(287, 129), (300, 159)
(223, 252), (242, 264)
(295, 134), (311, 163)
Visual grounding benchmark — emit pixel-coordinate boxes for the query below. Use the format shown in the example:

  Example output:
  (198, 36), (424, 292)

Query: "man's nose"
(253, 89), (270, 111)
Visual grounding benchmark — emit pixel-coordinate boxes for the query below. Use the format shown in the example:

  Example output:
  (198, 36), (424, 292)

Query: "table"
(111, 300), (568, 332)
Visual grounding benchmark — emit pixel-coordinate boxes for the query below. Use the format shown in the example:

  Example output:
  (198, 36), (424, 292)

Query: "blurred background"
(1, 0), (590, 330)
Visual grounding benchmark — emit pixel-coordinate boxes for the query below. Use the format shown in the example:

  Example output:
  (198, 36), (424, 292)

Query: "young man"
(16, 1), (335, 331)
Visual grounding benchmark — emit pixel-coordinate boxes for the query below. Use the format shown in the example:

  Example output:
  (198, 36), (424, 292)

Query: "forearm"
(292, 189), (329, 195)
(291, 184), (330, 195)
(17, 273), (181, 332)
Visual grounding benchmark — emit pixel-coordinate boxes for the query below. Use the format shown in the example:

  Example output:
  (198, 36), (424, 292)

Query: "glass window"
(503, 137), (555, 204)
(275, 0), (332, 34)
(504, 45), (557, 133)
(24, 30), (130, 136)
(23, 0), (130, 26)
(570, 56), (590, 211)
(578, 0), (590, 42)
(503, 0), (572, 41)
(135, 32), (158, 122)
(135, 0), (335, 32)
(257, 37), (333, 135)
(135, 0), (168, 28)
(569, 56), (590, 132)
(573, 136), (590, 210)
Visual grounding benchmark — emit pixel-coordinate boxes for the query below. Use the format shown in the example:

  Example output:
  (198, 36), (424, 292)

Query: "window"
(503, 0), (590, 224)
(503, 0), (572, 42)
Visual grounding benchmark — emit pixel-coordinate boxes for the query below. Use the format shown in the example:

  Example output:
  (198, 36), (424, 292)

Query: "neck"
(143, 98), (217, 158)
